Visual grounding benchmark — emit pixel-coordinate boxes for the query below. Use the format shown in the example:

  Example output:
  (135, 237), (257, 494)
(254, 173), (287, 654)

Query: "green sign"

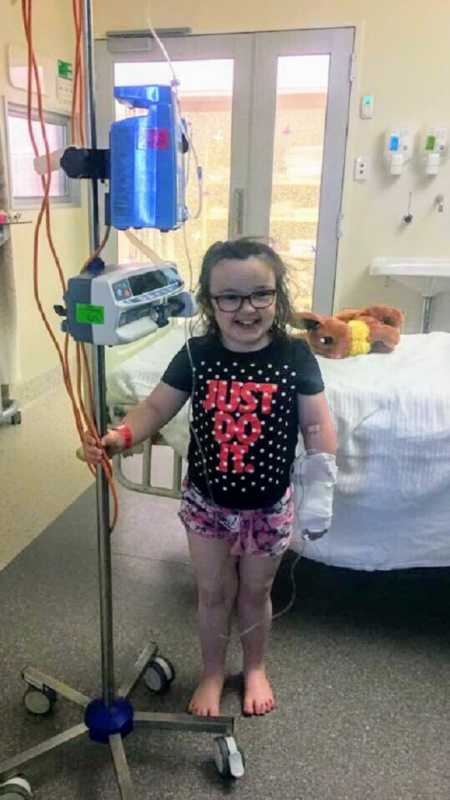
(76, 303), (104, 325)
(425, 135), (436, 151)
(58, 60), (73, 80)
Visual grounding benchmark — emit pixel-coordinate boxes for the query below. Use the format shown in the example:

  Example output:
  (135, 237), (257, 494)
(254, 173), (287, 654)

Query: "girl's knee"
(197, 577), (237, 610)
(238, 580), (272, 608)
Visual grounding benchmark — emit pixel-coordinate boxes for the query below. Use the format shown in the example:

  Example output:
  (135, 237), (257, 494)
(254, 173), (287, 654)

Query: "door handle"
(232, 188), (245, 236)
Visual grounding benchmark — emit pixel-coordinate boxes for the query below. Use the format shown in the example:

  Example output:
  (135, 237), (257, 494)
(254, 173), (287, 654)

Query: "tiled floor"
(0, 381), (93, 570)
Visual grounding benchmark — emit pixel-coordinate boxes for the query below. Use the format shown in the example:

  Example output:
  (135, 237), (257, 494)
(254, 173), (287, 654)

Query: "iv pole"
(0, 1), (242, 797)
(82, 0), (116, 709)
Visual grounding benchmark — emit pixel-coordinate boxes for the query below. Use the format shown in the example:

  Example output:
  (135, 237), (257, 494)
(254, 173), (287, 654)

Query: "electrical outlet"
(354, 156), (369, 181)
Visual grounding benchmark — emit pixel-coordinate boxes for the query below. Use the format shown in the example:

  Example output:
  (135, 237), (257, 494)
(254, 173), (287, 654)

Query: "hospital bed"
(106, 323), (450, 571)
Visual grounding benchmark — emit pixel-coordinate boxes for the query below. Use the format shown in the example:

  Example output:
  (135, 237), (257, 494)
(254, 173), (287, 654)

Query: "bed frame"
(114, 433), (183, 499)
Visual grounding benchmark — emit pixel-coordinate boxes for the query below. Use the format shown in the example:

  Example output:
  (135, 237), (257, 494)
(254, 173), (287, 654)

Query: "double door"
(96, 27), (354, 312)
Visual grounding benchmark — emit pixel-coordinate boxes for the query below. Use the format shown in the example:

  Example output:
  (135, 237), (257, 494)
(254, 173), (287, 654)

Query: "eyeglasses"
(210, 289), (276, 312)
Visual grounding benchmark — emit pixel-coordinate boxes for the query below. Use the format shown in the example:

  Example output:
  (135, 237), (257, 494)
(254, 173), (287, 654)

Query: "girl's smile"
(209, 257), (276, 352)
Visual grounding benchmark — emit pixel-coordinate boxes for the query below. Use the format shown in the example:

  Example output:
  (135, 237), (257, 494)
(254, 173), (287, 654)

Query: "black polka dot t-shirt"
(161, 333), (324, 510)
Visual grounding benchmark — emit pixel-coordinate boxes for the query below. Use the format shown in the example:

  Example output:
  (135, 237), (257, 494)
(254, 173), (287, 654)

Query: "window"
(6, 103), (80, 207)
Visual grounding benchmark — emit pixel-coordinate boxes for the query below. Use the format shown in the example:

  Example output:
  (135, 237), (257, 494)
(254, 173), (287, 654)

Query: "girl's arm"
(84, 381), (189, 463)
(294, 391), (337, 539)
(118, 381), (189, 446)
(297, 391), (337, 454)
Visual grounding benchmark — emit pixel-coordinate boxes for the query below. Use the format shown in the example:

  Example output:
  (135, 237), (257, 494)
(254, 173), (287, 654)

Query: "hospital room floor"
(0, 381), (92, 570)
(2, 386), (450, 799)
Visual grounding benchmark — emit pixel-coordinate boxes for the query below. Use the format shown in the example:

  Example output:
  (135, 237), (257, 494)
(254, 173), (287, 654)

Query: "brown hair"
(196, 238), (293, 338)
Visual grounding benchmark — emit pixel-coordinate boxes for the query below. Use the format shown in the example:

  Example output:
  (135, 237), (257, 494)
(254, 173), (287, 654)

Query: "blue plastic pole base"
(84, 697), (134, 743)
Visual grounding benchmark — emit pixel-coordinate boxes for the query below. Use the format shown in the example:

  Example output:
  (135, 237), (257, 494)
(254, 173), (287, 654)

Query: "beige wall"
(1, 0), (89, 391)
(95, 0), (450, 332)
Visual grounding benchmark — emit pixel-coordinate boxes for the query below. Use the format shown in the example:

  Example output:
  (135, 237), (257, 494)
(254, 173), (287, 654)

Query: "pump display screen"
(129, 270), (168, 296)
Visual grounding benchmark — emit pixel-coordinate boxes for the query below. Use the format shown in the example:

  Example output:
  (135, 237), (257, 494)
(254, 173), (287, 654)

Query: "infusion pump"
(61, 262), (196, 345)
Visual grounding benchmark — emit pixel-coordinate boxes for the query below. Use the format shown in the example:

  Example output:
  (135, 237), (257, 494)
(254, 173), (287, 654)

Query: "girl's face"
(208, 256), (276, 352)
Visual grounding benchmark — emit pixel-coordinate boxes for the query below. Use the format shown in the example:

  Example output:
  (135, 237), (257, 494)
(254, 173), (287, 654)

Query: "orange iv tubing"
(21, 0), (119, 530)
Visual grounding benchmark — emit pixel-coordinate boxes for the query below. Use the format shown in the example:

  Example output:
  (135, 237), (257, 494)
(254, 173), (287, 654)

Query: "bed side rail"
(113, 435), (183, 499)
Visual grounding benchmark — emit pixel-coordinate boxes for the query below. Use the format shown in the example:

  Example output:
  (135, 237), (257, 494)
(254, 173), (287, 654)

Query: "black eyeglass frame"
(210, 289), (277, 312)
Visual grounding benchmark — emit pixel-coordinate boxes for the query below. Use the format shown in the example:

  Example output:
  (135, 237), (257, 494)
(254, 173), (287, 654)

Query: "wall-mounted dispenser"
(385, 128), (413, 175)
(423, 128), (448, 175)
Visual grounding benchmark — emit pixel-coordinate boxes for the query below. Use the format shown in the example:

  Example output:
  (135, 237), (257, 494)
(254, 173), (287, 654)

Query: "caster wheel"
(143, 656), (175, 693)
(23, 686), (55, 715)
(214, 736), (245, 779)
(0, 775), (32, 798)
(11, 412), (22, 425)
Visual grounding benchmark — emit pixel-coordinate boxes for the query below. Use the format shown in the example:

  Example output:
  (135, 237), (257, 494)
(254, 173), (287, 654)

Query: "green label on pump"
(425, 135), (436, 151)
(76, 303), (104, 325)
(58, 60), (73, 80)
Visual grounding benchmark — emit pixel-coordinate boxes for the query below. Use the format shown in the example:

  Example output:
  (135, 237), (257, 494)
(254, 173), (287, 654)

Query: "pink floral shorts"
(179, 481), (294, 558)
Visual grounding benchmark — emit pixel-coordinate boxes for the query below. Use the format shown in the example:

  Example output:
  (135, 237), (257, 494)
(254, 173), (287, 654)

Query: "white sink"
(370, 257), (450, 297)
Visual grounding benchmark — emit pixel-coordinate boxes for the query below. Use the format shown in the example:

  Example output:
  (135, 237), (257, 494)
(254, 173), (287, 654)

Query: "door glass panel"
(269, 55), (329, 309)
(114, 60), (234, 289)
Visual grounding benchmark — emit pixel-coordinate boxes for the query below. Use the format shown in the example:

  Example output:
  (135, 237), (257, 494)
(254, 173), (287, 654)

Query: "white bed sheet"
(108, 324), (189, 458)
(107, 329), (450, 571)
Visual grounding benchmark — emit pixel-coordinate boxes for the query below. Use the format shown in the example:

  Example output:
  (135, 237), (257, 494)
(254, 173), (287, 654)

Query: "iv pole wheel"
(213, 736), (245, 780)
(23, 686), (56, 716)
(0, 775), (32, 798)
(143, 656), (175, 693)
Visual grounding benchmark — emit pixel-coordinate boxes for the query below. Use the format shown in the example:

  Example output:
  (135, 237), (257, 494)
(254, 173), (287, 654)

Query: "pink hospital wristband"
(113, 424), (133, 450)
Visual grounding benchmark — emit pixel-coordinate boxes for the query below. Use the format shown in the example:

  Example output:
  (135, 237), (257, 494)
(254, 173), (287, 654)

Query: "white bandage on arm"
(291, 451), (338, 541)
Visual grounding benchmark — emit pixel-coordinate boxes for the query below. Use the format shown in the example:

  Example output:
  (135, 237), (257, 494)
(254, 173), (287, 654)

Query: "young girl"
(83, 239), (337, 718)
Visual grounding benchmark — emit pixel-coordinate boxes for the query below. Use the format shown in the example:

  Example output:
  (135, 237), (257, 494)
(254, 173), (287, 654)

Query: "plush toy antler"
(291, 304), (404, 359)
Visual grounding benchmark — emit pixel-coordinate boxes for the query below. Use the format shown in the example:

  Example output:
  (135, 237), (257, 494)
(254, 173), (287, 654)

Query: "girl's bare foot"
(188, 673), (224, 717)
(243, 668), (276, 716)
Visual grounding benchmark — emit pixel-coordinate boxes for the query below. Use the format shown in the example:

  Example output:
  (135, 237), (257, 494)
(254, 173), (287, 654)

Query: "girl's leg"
(237, 553), (283, 716)
(186, 531), (238, 716)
